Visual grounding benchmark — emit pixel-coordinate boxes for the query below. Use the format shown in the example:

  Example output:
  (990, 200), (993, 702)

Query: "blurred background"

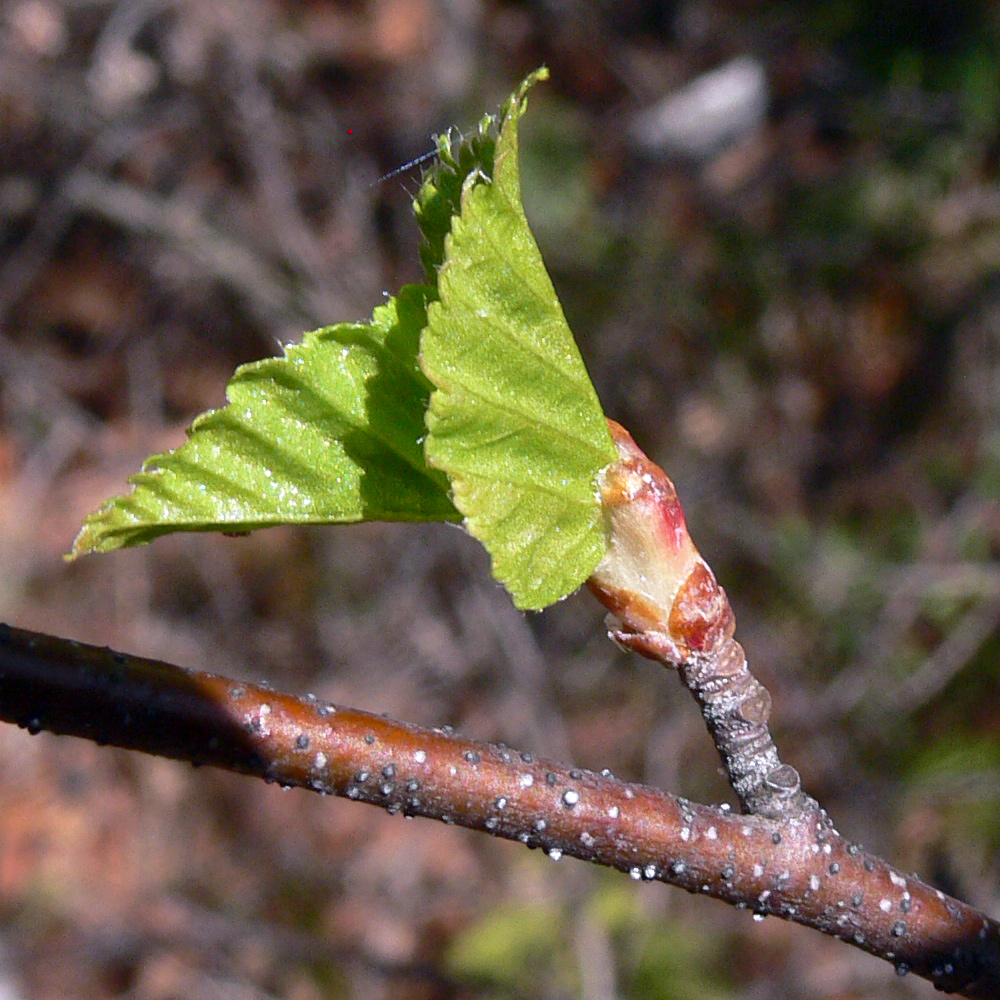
(2, 1), (1000, 997)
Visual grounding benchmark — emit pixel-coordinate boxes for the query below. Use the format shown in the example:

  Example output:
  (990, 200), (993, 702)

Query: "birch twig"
(1, 622), (1000, 996)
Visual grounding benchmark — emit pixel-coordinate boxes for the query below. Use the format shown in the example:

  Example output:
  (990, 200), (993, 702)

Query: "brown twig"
(1, 622), (999, 996)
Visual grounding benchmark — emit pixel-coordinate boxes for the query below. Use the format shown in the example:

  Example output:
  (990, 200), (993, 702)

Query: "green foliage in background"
(446, 902), (571, 995)
(446, 877), (736, 1000)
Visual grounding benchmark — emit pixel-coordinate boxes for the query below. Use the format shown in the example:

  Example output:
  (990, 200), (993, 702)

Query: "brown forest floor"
(2, 2), (1000, 998)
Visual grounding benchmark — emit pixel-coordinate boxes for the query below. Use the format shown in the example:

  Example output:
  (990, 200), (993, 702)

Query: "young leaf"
(413, 114), (497, 280)
(420, 69), (617, 610)
(72, 68), (615, 614)
(70, 285), (458, 557)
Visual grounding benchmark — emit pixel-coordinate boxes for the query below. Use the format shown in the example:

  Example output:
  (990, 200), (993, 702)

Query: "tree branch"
(1, 622), (999, 996)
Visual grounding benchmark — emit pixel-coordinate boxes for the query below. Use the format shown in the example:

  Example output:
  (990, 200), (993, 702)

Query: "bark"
(1, 622), (999, 997)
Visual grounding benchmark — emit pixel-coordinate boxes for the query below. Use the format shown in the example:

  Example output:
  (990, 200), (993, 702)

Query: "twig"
(1, 622), (999, 996)
(588, 421), (808, 818)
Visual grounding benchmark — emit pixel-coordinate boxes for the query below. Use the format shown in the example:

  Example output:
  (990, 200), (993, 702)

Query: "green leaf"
(70, 285), (458, 557)
(73, 68), (614, 614)
(413, 114), (497, 280)
(420, 69), (617, 610)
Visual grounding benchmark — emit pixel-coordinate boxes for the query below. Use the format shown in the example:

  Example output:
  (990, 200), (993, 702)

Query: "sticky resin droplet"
(413, 749), (427, 764)
(547, 848), (563, 861)
(562, 790), (580, 808)
(630, 867), (642, 880)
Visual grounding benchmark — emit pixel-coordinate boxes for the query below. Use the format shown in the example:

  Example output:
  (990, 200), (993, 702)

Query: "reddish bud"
(588, 421), (729, 663)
